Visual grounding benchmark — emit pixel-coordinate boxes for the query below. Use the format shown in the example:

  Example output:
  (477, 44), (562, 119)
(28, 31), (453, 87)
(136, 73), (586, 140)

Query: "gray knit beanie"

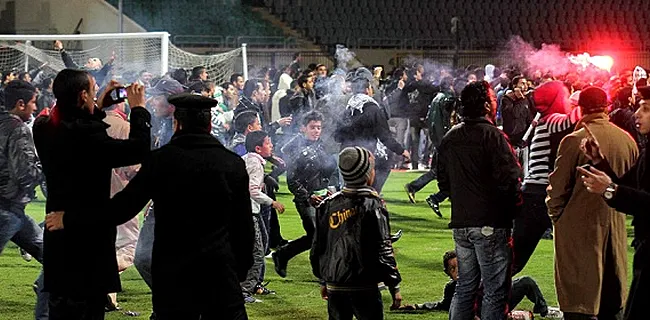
(339, 146), (374, 187)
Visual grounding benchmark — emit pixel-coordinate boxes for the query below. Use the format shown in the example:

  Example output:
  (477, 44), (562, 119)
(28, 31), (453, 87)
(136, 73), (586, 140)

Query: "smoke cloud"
(502, 36), (614, 76)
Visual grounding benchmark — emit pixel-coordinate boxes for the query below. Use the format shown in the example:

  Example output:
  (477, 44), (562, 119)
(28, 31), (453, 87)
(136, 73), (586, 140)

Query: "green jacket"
(427, 91), (458, 148)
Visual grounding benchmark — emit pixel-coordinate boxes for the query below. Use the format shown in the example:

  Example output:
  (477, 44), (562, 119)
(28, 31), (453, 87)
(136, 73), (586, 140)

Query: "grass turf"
(0, 171), (635, 319)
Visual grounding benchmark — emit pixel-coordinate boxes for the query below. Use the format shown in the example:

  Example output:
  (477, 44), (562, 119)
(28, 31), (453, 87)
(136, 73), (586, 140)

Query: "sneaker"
(404, 184), (416, 203)
(541, 228), (554, 240)
(545, 307), (563, 319)
(272, 251), (287, 278)
(244, 295), (262, 303)
(390, 230), (403, 243)
(255, 282), (276, 295)
(20, 248), (32, 262)
(418, 163), (428, 171)
(426, 195), (443, 218)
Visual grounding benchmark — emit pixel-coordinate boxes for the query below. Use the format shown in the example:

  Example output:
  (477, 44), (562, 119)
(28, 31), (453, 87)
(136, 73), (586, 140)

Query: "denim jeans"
(327, 289), (383, 320)
(134, 206), (155, 289)
(240, 215), (264, 296)
(450, 227), (512, 320)
(0, 207), (43, 259)
(0, 207), (49, 319)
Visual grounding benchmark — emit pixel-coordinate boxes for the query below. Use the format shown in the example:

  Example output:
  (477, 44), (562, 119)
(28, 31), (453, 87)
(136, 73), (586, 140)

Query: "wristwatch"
(602, 183), (617, 200)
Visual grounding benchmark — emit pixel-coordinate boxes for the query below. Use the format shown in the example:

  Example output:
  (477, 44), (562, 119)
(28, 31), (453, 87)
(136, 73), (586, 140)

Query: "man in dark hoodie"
(334, 76), (410, 191)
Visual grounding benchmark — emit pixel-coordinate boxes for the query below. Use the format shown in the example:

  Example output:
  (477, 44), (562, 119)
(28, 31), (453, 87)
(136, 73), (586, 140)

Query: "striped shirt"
(523, 108), (581, 186)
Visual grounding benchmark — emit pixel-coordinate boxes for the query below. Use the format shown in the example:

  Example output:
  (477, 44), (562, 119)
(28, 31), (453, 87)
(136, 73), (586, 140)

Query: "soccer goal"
(0, 32), (246, 85)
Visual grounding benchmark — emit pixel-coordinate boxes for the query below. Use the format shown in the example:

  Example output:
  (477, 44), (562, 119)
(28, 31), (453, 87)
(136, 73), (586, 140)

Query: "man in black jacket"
(403, 65), (439, 169)
(272, 111), (338, 278)
(0, 80), (45, 314)
(333, 77), (410, 190)
(500, 75), (535, 148)
(610, 86), (646, 151)
(437, 81), (521, 320)
(286, 74), (316, 135)
(579, 85), (650, 320)
(46, 93), (254, 320)
(34, 69), (151, 320)
(385, 68), (410, 169)
(311, 146), (402, 319)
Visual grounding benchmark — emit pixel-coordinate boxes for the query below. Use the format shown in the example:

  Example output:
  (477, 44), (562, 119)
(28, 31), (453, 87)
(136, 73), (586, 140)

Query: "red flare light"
(589, 55), (614, 72)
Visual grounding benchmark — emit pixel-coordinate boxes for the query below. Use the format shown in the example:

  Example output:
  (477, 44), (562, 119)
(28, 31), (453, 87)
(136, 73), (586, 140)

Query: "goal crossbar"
(0, 32), (170, 75)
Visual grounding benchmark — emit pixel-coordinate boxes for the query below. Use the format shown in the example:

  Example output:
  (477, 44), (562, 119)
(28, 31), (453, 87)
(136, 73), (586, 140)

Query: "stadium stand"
(105, 0), (285, 41)
(265, 0), (650, 50)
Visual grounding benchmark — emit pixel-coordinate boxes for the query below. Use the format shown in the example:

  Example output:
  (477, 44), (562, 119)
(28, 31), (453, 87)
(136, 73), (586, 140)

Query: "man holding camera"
(33, 69), (150, 320)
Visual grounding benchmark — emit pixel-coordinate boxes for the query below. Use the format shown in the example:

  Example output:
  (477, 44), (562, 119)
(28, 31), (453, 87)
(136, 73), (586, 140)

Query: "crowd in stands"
(1, 39), (650, 320)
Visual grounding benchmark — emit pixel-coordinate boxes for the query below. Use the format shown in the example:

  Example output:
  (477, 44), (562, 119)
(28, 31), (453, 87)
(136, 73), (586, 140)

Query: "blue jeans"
(0, 207), (49, 319)
(134, 206), (155, 289)
(450, 227), (512, 320)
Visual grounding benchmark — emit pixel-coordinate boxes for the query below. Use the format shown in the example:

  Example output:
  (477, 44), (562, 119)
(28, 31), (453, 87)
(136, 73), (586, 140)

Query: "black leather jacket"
(0, 110), (41, 211)
(282, 136), (338, 204)
(310, 187), (401, 291)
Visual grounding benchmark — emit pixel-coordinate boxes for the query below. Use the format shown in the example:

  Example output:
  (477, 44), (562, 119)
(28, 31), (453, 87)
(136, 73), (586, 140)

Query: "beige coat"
(547, 113), (638, 315)
(104, 110), (141, 271)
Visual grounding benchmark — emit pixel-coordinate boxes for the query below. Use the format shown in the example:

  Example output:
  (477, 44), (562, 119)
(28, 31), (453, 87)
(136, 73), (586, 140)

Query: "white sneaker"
(20, 248), (32, 262)
(418, 163), (427, 170)
(545, 307), (564, 319)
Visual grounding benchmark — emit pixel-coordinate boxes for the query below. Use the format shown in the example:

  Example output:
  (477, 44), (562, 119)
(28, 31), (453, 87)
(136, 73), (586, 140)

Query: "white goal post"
(0, 32), (247, 85)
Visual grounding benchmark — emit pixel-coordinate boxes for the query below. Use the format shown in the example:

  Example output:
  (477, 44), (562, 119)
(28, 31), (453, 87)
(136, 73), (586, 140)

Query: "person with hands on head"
(578, 85), (650, 320)
(310, 147), (402, 320)
(34, 69), (150, 320)
(46, 93), (255, 320)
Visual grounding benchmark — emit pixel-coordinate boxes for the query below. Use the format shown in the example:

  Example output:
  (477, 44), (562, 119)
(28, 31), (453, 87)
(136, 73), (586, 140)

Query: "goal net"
(0, 32), (243, 85)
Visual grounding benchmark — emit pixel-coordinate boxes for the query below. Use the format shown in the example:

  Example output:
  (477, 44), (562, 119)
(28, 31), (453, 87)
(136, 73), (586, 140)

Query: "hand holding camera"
(96, 81), (146, 110)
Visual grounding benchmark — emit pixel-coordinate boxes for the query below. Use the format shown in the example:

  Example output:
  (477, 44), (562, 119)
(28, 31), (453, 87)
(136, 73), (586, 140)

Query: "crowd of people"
(0, 40), (648, 320)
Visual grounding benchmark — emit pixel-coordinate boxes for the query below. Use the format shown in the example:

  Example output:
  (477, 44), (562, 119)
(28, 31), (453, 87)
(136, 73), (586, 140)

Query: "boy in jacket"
(310, 146), (402, 320)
